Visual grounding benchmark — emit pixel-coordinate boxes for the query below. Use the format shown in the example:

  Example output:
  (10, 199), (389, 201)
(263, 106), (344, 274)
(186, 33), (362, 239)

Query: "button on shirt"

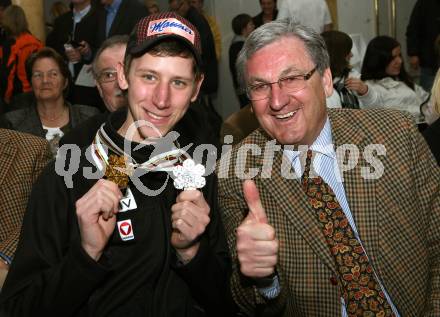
(276, 117), (400, 316)
(105, 0), (123, 37)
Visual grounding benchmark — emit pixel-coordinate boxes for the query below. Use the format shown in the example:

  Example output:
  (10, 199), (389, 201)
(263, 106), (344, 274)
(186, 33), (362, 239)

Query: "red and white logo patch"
(117, 219), (134, 241)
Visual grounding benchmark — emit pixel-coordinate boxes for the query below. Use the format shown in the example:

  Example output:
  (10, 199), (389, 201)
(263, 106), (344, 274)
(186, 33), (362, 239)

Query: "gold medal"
(105, 154), (131, 189)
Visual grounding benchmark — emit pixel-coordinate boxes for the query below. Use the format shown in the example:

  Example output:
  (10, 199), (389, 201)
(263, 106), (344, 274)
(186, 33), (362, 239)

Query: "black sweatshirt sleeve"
(171, 174), (236, 317)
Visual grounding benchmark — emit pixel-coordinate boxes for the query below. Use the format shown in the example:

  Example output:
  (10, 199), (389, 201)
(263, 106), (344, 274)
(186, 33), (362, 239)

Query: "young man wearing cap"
(0, 13), (232, 317)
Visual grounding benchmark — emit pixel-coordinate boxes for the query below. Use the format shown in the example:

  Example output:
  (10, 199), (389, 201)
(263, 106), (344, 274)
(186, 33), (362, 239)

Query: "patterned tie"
(301, 150), (394, 317)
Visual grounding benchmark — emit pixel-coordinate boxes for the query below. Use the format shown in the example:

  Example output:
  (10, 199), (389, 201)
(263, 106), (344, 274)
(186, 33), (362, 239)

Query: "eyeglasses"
(246, 67), (317, 101)
(32, 70), (60, 81)
(96, 70), (117, 83)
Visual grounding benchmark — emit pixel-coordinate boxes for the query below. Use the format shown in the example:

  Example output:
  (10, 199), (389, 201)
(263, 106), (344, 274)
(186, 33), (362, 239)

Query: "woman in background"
(354, 36), (430, 124)
(322, 30), (360, 109)
(0, 48), (100, 155)
(0, 5), (42, 107)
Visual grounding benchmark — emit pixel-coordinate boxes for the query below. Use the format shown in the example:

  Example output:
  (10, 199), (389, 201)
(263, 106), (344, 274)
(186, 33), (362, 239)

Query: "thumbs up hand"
(236, 180), (279, 278)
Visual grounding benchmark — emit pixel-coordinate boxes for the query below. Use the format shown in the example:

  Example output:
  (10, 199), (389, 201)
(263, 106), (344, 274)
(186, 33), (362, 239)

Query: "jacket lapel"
(22, 106), (46, 139)
(252, 130), (337, 273)
(328, 110), (379, 263)
(0, 130), (18, 188)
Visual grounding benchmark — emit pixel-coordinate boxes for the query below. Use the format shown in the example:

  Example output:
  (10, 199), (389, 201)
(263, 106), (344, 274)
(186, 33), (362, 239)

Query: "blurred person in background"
(406, 0), (440, 91)
(190, 0), (221, 61)
(253, 0), (278, 29)
(423, 68), (440, 165)
(144, 0), (160, 14)
(97, 0), (148, 47)
(46, 0), (103, 110)
(59, 35), (128, 149)
(0, 47), (100, 156)
(51, 1), (70, 19)
(45, 1), (70, 35)
(229, 14), (254, 108)
(0, 4), (42, 108)
(322, 30), (361, 109)
(356, 36), (431, 126)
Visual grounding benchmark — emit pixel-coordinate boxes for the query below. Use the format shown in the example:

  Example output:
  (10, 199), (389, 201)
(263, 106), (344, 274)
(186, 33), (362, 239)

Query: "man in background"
(46, 0), (102, 109)
(190, 0), (221, 61)
(406, 0), (440, 91)
(97, 0), (147, 48)
(253, 0), (278, 28)
(60, 35), (128, 149)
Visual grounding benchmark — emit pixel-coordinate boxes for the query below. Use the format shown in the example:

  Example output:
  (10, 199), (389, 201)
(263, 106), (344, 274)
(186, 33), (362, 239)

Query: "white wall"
(337, 0), (375, 42)
(205, 0), (261, 119)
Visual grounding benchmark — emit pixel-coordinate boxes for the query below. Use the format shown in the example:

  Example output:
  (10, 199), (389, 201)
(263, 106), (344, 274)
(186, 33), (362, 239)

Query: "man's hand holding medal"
(171, 159), (209, 263)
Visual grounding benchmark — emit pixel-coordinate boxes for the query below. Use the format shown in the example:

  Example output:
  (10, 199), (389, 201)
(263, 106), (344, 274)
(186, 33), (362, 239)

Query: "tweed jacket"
(0, 129), (51, 261)
(218, 108), (440, 316)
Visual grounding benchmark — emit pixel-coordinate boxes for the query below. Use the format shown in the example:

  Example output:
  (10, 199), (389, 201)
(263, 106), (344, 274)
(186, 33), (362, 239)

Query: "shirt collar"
(73, 4), (91, 23)
(284, 116), (336, 162)
(105, 0), (123, 13)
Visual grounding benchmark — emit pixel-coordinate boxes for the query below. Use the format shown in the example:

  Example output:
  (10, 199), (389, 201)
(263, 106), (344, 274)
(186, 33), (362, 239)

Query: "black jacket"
(45, 4), (104, 109)
(228, 39), (249, 108)
(252, 9), (278, 28)
(423, 117), (440, 165)
(185, 7), (218, 95)
(406, 0), (440, 70)
(59, 111), (110, 149)
(96, 0), (148, 48)
(46, 5), (100, 77)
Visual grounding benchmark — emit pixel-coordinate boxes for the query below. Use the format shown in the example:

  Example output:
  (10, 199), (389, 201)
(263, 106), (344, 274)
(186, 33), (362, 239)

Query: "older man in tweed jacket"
(218, 19), (440, 316)
(0, 129), (51, 288)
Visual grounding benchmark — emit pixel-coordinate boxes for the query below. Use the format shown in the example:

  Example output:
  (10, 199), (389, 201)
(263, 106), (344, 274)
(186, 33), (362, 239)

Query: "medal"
(105, 154), (132, 189)
(172, 159), (206, 190)
(93, 125), (189, 190)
